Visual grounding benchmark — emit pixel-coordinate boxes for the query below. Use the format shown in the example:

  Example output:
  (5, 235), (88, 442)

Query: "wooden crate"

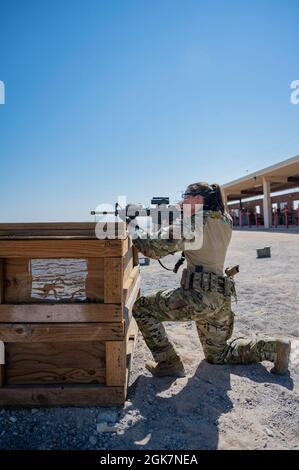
(0, 223), (140, 406)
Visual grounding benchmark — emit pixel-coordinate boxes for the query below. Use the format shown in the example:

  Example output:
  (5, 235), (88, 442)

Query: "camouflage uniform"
(132, 208), (279, 366)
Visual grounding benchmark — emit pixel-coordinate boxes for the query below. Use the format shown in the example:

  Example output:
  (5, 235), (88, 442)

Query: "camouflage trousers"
(132, 287), (279, 365)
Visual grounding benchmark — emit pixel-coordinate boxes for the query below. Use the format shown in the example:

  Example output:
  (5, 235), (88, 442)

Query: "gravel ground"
(0, 230), (298, 450)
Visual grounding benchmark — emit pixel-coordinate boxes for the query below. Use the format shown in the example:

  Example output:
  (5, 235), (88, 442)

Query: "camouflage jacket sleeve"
(132, 216), (195, 260)
(132, 209), (226, 259)
(132, 231), (185, 260)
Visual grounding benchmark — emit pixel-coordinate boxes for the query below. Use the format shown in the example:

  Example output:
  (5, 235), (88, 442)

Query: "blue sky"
(0, 0), (298, 221)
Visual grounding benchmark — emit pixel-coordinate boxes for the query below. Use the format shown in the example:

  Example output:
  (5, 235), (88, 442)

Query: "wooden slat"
(0, 240), (125, 258)
(6, 367), (106, 385)
(6, 340), (106, 383)
(0, 384), (125, 406)
(123, 266), (140, 305)
(0, 322), (124, 342)
(124, 273), (141, 330)
(0, 222), (98, 231)
(4, 258), (32, 304)
(105, 341), (125, 386)
(123, 258), (133, 284)
(123, 244), (134, 283)
(0, 222), (127, 240)
(132, 245), (139, 267)
(0, 366), (4, 387)
(125, 318), (138, 398)
(85, 258), (104, 302)
(0, 339), (4, 387)
(0, 260), (4, 387)
(122, 237), (129, 256)
(0, 304), (122, 323)
(104, 258), (123, 304)
(0, 259), (4, 303)
(6, 342), (106, 368)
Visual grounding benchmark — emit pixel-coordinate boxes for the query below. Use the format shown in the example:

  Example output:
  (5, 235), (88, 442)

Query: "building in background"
(222, 155), (299, 229)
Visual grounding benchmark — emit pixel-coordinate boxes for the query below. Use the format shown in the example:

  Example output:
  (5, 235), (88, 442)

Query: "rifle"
(91, 197), (181, 227)
(91, 198), (185, 273)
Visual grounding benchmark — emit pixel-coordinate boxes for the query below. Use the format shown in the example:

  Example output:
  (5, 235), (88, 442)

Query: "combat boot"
(145, 356), (186, 378)
(271, 339), (291, 375)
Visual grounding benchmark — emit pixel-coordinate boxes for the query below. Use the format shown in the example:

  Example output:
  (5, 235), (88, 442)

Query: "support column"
(222, 190), (228, 210)
(262, 177), (272, 229)
(239, 199), (243, 226)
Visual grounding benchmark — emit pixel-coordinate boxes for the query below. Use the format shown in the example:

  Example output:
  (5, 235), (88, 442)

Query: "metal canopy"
(222, 155), (299, 202)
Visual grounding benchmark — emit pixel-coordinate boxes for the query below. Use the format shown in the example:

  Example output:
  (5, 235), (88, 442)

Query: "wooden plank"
(125, 318), (138, 398)
(4, 258), (32, 303)
(0, 222), (126, 240)
(0, 240), (125, 258)
(123, 258), (133, 284)
(0, 259), (4, 303)
(0, 384), (125, 406)
(6, 367), (106, 385)
(122, 237), (129, 256)
(0, 322), (124, 342)
(6, 341), (106, 385)
(0, 340), (4, 388)
(0, 366), (4, 387)
(0, 261), (4, 387)
(123, 266), (140, 305)
(86, 258), (104, 302)
(124, 273), (141, 330)
(0, 222), (98, 232)
(132, 245), (139, 267)
(0, 304), (122, 322)
(104, 258), (123, 304)
(105, 341), (125, 386)
(123, 245), (134, 283)
(6, 342), (106, 368)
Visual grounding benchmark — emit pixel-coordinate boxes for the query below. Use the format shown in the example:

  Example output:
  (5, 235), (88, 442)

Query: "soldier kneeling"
(132, 182), (291, 377)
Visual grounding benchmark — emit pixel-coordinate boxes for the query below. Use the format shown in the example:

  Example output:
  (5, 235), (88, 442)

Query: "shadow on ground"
(119, 360), (294, 450)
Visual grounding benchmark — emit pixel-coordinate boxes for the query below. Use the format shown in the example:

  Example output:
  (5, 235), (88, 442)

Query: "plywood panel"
(6, 342), (106, 385)
(6, 342), (105, 368)
(6, 367), (106, 385)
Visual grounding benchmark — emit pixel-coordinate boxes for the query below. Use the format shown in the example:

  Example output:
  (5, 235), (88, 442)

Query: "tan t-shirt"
(133, 210), (233, 276)
(184, 212), (232, 275)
